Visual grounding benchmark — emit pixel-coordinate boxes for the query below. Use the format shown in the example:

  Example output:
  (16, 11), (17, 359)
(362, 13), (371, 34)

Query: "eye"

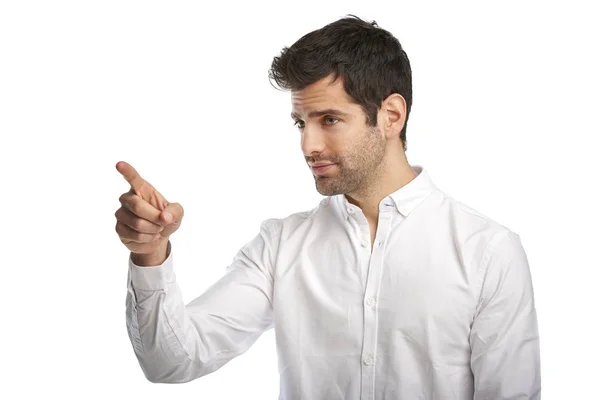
(293, 120), (305, 129)
(324, 117), (339, 125)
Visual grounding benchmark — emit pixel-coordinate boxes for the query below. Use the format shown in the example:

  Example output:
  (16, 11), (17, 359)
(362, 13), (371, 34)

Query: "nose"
(301, 125), (326, 158)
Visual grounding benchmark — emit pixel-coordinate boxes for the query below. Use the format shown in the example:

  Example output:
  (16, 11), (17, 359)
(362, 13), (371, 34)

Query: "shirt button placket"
(359, 209), (392, 400)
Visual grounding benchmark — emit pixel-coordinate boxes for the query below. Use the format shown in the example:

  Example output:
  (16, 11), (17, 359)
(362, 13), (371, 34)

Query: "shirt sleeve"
(470, 230), (541, 399)
(125, 219), (277, 383)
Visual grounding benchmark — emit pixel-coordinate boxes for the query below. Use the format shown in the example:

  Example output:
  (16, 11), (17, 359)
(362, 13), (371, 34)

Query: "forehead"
(291, 75), (359, 116)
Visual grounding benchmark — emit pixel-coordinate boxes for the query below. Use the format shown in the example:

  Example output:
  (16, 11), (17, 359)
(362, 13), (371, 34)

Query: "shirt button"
(366, 297), (376, 307)
(361, 241), (368, 248)
(363, 354), (374, 366)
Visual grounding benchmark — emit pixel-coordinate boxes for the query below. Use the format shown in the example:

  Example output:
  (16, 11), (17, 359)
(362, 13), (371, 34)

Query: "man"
(115, 15), (541, 399)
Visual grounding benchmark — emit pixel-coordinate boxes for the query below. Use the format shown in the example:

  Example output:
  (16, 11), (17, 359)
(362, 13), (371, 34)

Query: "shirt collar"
(337, 164), (438, 219)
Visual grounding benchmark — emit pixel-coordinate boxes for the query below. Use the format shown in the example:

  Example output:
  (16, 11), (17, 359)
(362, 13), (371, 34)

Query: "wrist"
(131, 239), (170, 267)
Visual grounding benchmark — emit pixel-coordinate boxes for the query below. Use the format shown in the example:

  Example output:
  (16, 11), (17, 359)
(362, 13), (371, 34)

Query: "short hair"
(269, 15), (413, 152)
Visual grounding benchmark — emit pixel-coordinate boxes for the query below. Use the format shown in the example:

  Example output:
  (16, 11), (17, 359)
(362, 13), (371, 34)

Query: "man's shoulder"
(438, 190), (502, 223)
(435, 190), (517, 244)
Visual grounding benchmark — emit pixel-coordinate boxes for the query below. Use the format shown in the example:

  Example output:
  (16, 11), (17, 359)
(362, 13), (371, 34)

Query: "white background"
(1, 0), (598, 398)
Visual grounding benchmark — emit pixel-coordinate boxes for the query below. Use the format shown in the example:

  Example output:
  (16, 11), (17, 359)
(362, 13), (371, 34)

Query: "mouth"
(311, 164), (336, 176)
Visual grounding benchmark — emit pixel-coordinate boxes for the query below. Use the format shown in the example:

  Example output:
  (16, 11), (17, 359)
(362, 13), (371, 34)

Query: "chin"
(315, 182), (343, 197)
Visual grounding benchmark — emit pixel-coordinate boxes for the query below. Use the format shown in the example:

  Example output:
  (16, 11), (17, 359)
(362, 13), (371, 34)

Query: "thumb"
(159, 202), (184, 237)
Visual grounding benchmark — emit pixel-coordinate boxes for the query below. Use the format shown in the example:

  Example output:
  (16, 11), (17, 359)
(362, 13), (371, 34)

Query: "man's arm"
(125, 219), (277, 383)
(470, 230), (541, 399)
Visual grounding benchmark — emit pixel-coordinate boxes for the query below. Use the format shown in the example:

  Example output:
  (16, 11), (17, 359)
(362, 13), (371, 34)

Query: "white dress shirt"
(125, 165), (541, 399)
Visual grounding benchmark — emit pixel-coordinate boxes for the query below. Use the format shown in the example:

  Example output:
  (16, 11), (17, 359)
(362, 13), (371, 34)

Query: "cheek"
(329, 125), (364, 163)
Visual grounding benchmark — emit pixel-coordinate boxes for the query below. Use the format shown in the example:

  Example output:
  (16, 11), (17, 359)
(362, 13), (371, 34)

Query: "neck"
(345, 151), (416, 222)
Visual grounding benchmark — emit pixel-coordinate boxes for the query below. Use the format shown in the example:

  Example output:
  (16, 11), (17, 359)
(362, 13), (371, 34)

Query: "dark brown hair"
(269, 15), (413, 152)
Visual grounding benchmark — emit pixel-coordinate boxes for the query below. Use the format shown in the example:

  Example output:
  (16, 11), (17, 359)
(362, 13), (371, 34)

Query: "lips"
(309, 160), (336, 167)
(311, 163), (336, 175)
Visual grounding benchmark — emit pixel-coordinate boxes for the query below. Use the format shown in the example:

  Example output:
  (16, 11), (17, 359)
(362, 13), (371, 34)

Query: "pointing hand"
(114, 161), (184, 257)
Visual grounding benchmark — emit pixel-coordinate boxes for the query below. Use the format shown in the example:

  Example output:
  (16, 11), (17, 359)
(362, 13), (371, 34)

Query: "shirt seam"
(474, 229), (512, 312)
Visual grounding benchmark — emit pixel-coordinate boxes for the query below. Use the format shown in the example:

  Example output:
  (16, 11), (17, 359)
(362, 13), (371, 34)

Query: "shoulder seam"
(473, 229), (513, 311)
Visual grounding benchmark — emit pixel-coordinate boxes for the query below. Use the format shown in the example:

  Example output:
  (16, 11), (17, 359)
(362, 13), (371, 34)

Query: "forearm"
(125, 244), (222, 383)
(126, 283), (207, 383)
(124, 223), (276, 384)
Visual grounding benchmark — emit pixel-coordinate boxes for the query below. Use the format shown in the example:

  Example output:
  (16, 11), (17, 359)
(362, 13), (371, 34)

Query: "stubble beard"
(314, 128), (386, 197)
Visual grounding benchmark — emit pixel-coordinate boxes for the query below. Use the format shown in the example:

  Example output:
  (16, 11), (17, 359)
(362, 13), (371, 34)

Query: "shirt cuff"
(127, 241), (176, 291)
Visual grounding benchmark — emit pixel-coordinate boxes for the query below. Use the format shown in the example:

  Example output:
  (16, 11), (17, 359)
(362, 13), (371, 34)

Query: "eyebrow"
(291, 109), (351, 120)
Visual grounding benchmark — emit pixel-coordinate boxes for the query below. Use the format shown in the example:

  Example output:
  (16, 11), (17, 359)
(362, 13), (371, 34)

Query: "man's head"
(269, 15), (413, 197)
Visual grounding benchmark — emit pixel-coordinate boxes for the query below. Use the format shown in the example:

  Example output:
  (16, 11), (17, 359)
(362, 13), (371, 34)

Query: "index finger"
(116, 161), (145, 192)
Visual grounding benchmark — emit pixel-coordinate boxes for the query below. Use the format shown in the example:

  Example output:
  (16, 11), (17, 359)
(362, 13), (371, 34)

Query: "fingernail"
(163, 212), (173, 224)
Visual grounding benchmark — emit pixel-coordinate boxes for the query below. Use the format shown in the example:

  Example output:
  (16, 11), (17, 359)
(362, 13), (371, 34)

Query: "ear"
(378, 93), (407, 140)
